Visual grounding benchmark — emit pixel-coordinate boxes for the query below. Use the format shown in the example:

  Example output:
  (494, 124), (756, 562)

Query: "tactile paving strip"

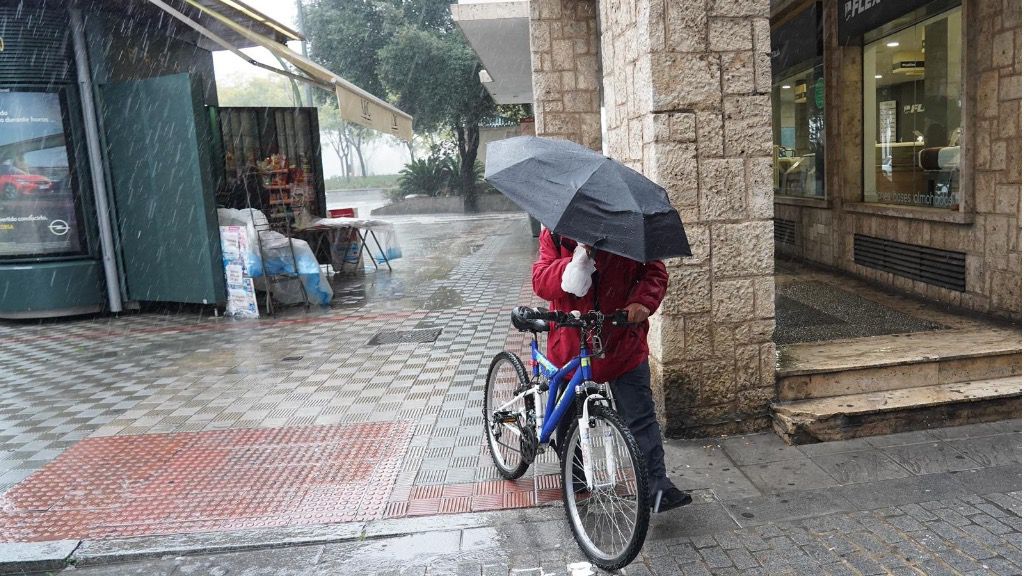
(0, 422), (411, 542)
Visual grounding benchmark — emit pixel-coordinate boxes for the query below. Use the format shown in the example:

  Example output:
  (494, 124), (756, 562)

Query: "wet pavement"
(57, 423), (1023, 575)
(0, 212), (1020, 574)
(0, 213), (551, 537)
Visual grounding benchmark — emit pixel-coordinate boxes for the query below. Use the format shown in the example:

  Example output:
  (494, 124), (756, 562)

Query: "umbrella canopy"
(484, 136), (691, 262)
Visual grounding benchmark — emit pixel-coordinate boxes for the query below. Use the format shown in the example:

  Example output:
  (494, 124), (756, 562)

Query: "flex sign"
(843, 0), (883, 21)
(838, 0), (933, 43)
(336, 85), (413, 142)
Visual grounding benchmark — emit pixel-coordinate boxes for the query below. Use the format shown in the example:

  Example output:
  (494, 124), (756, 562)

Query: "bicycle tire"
(483, 351), (533, 479)
(560, 404), (650, 570)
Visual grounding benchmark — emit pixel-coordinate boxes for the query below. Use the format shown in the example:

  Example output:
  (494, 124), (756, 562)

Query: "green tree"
(217, 72), (298, 107)
(376, 26), (494, 207)
(303, 0), (391, 100)
(319, 102), (378, 179)
(302, 0), (506, 209)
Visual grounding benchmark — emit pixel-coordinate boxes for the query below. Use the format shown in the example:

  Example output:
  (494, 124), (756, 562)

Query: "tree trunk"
(327, 133), (350, 180)
(354, 140), (367, 177)
(404, 141), (416, 162)
(345, 130), (368, 178)
(456, 122), (480, 212)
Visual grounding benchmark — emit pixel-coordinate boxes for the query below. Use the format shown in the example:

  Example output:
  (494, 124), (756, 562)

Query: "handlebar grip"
(521, 307), (564, 322)
(610, 310), (630, 326)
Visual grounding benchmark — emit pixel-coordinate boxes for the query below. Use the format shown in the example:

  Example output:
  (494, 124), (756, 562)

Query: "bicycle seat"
(511, 306), (551, 333)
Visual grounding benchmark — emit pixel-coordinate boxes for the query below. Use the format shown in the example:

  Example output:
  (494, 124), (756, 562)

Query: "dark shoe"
(651, 486), (692, 513)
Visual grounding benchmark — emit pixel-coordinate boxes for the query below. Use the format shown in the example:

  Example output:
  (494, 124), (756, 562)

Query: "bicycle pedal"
(493, 411), (518, 424)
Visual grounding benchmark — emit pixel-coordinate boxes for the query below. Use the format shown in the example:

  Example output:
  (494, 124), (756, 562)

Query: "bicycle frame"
(489, 335), (594, 446)
(530, 337), (591, 444)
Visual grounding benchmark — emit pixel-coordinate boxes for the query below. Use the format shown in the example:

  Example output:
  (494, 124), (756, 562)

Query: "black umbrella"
(484, 136), (690, 262)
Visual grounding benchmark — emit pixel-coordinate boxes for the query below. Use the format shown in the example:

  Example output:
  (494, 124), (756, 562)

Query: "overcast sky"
(211, 0), (300, 86)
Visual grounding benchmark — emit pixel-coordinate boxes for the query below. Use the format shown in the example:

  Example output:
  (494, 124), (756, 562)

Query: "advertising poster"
(0, 90), (81, 258)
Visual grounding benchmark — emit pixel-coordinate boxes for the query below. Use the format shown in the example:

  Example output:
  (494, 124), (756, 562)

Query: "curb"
(0, 540), (79, 575)
(0, 504), (563, 573)
(66, 509), (546, 569)
(3, 464), (1018, 572)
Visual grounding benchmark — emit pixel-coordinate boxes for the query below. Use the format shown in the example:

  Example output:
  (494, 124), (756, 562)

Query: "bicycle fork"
(576, 387), (617, 491)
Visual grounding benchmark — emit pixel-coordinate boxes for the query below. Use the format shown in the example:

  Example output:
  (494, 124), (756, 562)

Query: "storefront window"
(772, 64), (826, 198)
(862, 6), (962, 208)
(0, 89), (84, 259)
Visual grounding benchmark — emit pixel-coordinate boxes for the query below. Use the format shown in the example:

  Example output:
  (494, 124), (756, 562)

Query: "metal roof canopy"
(451, 1), (532, 105)
(140, 0), (414, 141)
(93, 0), (299, 48)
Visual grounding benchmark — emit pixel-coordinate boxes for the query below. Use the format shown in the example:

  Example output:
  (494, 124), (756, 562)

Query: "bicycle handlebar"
(521, 308), (631, 328)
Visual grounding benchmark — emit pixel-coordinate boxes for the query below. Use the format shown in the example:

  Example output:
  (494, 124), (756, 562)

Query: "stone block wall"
(529, 0), (602, 151)
(601, 0), (776, 437)
(967, 0), (1021, 317)
(779, 0), (1021, 321)
(774, 204), (834, 264)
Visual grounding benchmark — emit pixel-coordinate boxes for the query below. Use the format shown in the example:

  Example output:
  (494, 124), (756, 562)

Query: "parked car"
(0, 165), (53, 198)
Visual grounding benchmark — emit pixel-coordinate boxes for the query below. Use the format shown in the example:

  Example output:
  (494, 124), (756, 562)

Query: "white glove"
(561, 245), (595, 297)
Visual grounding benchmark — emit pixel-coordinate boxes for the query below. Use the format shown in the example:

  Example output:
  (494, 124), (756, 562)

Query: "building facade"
(772, 0), (1021, 321)
(526, 0), (777, 437)
(455, 0), (1022, 437)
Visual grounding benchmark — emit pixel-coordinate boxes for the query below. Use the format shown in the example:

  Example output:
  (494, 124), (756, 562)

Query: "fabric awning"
(145, 0), (414, 142)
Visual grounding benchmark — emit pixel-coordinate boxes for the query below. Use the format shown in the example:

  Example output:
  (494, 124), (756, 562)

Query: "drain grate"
(367, 328), (442, 345)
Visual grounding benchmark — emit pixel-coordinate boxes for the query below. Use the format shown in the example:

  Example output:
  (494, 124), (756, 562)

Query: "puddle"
(423, 286), (463, 310)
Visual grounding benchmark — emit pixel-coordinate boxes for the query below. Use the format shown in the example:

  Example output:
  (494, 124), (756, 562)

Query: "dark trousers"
(610, 361), (670, 492)
(557, 360), (671, 494)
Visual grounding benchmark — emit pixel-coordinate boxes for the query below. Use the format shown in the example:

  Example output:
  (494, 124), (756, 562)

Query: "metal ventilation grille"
(853, 234), (966, 292)
(774, 218), (796, 245)
(0, 6), (73, 85)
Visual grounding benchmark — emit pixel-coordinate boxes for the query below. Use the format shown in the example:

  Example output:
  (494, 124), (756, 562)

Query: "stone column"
(601, 0), (776, 437)
(529, 0), (602, 150)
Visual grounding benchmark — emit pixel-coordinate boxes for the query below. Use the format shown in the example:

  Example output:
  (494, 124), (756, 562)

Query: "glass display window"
(862, 5), (962, 209)
(772, 63), (826, 199)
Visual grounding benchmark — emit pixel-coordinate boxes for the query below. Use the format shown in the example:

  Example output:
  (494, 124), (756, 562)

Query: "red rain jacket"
(532, 229), (669, 383)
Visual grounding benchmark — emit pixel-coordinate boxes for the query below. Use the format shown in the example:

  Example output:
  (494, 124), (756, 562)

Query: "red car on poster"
(0, 164), (53, 199)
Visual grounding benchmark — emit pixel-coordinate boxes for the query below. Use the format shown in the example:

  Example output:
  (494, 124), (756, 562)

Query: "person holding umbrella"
(532, 230), (692, 513)
(485, 136), (694, 513)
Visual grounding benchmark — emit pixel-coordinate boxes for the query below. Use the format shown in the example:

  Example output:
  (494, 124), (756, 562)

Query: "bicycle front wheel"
(483, 351), (533, 479)
(560, 404), (650, 570)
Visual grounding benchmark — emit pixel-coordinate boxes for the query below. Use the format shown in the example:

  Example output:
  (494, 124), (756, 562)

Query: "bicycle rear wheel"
(560, 404), (649, 570)
(483, 351), (533, 479)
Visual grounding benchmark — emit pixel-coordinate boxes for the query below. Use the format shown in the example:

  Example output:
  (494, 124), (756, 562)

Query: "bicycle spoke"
(562, 406), (648, 569)
(484, 355), (533, 479)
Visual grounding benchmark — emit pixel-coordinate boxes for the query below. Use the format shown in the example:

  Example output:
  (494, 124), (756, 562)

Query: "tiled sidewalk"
(0, 215), (559, 541)
(2, 214), (1021, 551)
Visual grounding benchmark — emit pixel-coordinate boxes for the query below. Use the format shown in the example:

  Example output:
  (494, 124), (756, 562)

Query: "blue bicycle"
(484, 306), (650, 570)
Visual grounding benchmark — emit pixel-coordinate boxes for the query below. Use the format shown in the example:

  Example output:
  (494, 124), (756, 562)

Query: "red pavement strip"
(0, 422), (561, 543)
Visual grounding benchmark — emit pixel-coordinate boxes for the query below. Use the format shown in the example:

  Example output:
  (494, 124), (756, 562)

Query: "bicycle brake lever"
(591, 333), (605, 358)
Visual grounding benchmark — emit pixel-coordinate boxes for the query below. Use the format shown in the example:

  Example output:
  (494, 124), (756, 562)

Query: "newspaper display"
(219, 225), (260, 318)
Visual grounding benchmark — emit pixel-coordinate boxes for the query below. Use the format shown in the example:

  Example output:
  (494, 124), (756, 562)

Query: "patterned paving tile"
(0, 216), (580, 541)
(0, 422), (411, 542)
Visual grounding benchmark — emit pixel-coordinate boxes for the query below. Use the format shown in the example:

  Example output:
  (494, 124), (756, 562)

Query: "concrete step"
(777, 328), (1021, 401)
(772, 376), (1023, 444)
